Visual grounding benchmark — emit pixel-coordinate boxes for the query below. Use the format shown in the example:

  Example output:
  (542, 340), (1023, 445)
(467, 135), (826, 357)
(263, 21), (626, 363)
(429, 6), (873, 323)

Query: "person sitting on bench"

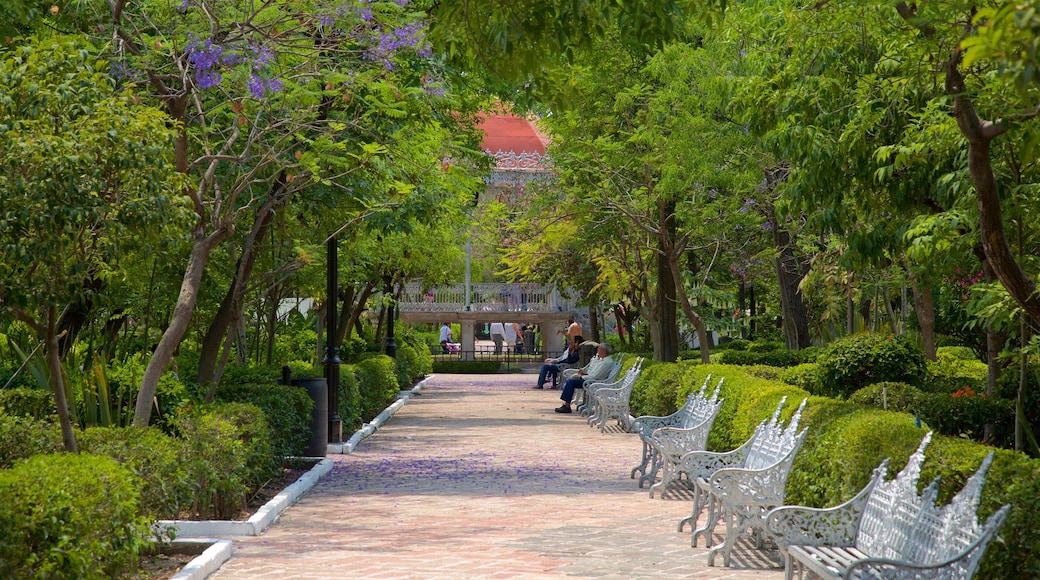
(555, 343), (612, 414)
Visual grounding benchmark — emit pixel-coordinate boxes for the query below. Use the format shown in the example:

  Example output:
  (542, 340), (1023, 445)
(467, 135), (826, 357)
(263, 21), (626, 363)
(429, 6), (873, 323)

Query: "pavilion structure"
(396, 112), (578, 358)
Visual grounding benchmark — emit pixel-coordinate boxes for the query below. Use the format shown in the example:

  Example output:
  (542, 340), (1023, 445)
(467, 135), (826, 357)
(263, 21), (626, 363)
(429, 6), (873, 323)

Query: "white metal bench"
(766, 432), (1010, 579)
(676, 397), (808, 566)
(629, 376), (725, 495)
(583, 358), (644, 432)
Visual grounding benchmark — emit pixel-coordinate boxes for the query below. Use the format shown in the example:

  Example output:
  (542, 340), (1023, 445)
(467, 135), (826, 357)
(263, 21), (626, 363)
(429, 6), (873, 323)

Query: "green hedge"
(0, 387), (54, 419)
(850, 382), (1015, 446)
(816, 332), (926, 398)
(340, 363), (363, 432)
(355, 355), (399, 422)
(628, 362), (1040, 576)
(215, 383), (313, 458)
(0, 453), (150, 579)
(0, 412), (62, 468)
(715, 349), (805, 367)
(78, 426), (191, 520)
(173, 402), (274, 519)
(393, 338), (432, 388)
(432, 360), (501, 373)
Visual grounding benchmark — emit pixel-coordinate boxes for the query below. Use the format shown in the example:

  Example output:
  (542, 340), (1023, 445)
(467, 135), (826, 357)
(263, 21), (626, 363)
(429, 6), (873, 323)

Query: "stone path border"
(329, 375), (431, 454)
(169, 539), (234, 580)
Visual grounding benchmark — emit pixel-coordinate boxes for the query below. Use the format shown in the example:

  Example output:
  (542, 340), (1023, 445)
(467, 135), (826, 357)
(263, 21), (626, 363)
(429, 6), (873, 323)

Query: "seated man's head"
(597, 343), (611, 358)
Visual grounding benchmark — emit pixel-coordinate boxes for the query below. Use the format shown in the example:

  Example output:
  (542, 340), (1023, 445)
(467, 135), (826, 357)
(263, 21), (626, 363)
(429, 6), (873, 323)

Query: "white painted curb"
(328, 375), (432, 454)
(156, 457), (333, 537)
(168, 539), (233, 580)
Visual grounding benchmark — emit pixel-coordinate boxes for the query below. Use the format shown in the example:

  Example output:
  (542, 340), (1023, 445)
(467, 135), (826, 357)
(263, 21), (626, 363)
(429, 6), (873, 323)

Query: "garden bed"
(156, 457), (333, 537)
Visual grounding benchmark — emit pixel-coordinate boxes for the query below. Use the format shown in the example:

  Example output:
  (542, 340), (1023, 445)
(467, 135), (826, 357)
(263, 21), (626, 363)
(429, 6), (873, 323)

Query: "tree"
(0, 37), (188, 449)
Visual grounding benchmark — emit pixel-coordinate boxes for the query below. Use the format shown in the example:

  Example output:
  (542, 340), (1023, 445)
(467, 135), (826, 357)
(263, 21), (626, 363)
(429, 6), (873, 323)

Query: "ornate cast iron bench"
(766, 432), (1010, 580)
(628, 376), (725, 494)
(676, 397), (808, 566)
(583, 357), (644, 432)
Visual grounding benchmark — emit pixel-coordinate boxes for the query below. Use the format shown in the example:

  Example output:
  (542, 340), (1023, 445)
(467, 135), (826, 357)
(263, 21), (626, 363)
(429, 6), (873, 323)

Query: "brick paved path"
(210, 374), (785, 579)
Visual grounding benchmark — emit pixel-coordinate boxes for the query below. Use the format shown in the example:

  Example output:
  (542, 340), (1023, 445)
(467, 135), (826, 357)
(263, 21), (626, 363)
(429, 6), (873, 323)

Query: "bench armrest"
(649, 421), (713, 458)
(631, 410), (684, 437)
(706, 464), (791, 507)
(765, 460), (885, 550)
(766, 500), (867, 549)
(676, 443), (752, 480)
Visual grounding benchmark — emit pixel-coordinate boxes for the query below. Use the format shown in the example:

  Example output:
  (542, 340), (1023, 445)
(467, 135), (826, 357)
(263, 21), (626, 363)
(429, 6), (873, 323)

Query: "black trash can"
(291, 378), (328, 457)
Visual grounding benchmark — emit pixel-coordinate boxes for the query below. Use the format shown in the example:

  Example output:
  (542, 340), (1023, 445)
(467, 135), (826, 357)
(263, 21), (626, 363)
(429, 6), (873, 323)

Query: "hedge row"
(0, 453), (150, 579)
(629, 363), (1040, 577)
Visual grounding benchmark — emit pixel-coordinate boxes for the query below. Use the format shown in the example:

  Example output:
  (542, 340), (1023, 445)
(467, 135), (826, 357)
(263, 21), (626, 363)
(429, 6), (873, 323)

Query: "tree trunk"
(589, 305), (601, 343)
(655, 200), (679, 362)
(44, 306), (78, 452)
(667, 251), (710, 362)
(336, 281), (376, 346)
(771, 225), (812, 349)
(135, 227), (229, 427)
(909, 283), (937, 361)
(196, 185), (281, 386)
(946, 57), (1040, 327)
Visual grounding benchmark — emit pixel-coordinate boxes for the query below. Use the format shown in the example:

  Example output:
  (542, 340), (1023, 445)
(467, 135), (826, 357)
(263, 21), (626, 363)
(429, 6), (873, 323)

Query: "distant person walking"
(490, 322), (505, 354)
(504, 322), (519, 353)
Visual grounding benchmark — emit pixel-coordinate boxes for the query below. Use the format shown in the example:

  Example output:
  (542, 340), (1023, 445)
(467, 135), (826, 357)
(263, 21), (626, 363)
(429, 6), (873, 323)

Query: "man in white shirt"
(504, 322), (518, 353)
(489, 322), (505, 354)
(439, 322), (452, 353)
(555, 343), (612, 414)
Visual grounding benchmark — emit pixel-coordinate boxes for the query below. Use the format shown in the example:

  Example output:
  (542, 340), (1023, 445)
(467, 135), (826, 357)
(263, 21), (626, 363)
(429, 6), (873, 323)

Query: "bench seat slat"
(790, 545), (869, 578)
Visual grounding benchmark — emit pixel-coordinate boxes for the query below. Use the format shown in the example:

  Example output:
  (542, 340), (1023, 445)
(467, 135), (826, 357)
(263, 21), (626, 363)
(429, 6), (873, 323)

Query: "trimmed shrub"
(923, 350), (987, 394)
(0, 453), (149, 579)
(0, 413), (62, 468)
(779, 363), (821, 393)
(0, 387), (54, 419)
(670, 364), (810, 451)
(215, 383), (312, 458)
(339, 363), (363, 432)
(78, 426), (191, 519)
(393, 341), (423, 388)
(355, 355), (399, 422)
(848, 382), (924, 412)
(173, 402), (274, 519)
(816, 332), (926, 398)
(743, 365), (784, 381)
(628, 360), (691, 418)
(432, 360), (502, 374)
(788, 407), (925, 507)
(715, 348), (804, 367)
(917, 392), (1014, 446)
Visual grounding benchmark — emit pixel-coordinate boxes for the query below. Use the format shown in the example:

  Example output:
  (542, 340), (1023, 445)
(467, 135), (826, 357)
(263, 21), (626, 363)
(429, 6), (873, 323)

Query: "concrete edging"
(328, 374), (432, 454)
(155, 457), (334, 537)
(168, 539), (233, 580)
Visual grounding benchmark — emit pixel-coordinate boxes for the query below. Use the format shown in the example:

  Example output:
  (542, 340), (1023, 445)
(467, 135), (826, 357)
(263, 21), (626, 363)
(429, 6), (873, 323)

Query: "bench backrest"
(680, 377), (724, 429)
(855, 431), (932, 556)
(744, 398), (807, 471)
(904, 452), (996, 565)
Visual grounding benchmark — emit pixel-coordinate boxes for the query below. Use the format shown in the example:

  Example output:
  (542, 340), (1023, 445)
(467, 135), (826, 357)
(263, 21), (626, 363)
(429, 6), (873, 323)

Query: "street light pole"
(324, 236), (342, 443)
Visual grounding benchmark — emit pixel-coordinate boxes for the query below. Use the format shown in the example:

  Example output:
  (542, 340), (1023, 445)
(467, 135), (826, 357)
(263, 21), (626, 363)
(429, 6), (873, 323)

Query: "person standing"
(490, 321), (505, 354)
(524, 324), (537, 354)
(439, 322), (452, 354)
(557, 316), (584, 347)
(504, 322), (518, 353)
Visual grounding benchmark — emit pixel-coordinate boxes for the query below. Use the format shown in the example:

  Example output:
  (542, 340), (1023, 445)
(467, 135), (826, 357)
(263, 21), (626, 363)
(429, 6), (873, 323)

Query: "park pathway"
(209, 374), (785, 579)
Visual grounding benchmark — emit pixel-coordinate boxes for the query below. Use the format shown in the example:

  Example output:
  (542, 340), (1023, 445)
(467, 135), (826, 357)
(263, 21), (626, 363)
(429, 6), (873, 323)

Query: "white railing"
(397, 283), (578, 313)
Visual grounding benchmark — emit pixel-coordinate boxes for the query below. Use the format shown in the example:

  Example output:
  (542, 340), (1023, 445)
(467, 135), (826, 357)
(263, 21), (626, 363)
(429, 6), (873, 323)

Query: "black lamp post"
(325, 236), (342, 443)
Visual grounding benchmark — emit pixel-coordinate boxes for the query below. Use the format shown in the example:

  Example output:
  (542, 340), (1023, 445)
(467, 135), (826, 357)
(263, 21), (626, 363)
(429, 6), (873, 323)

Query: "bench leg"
(692, 491), (720, 548)
(706, 507), (736, 567)
(638, 450), (662, 489)
(631, 441), (652, 479)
